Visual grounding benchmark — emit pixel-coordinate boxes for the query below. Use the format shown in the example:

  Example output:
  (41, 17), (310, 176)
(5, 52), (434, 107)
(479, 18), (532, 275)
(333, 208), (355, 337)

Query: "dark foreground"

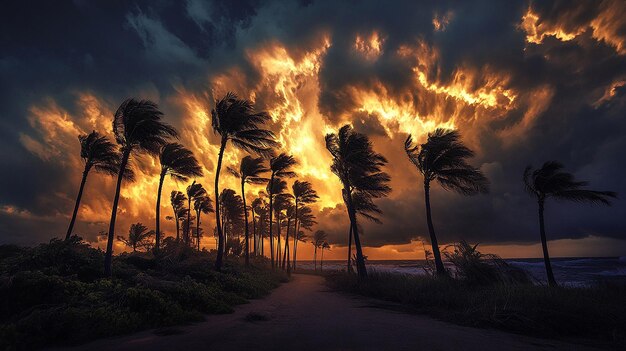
(61, 274), (598, 351)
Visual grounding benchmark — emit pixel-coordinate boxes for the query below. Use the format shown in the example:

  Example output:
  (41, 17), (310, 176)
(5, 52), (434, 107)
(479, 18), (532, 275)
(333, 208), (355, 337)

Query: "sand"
(58, 274), (600, 351)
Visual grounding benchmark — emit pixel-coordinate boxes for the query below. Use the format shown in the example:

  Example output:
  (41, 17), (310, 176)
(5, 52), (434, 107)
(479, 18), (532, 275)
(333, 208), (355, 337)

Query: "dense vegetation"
(326, 242), (626, 346)
(0, 237), (287, 350)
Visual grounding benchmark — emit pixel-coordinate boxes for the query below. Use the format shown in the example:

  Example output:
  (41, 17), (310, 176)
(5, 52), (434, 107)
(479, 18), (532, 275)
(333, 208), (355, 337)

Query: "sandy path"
(61, 274), (599, 351)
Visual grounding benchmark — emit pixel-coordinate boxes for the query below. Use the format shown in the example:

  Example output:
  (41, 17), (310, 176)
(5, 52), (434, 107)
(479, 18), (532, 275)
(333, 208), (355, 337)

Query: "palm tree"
(186, 181), (207, 245)
(251, 197), (265, 256)
(219, 188), (245, 245)
(170, 190), (187, 241)
(211, 92), (278, 271)
(66, 131), (127, 240)
(252, 197), (269, 256)
(267, 175), (290, 268)
(291, 180), (318, 271)
(320, 241), (330, 272)
(326, 125), (391, 279)
(228, 156), (269, 265)
(405, 129), (488, 277)
(104, 99), (176, 276)
(155, 143), (203, 251)
(194, 196), (214, 250)
(273, 193), (293, 269)
(312, 230), (327, 271)
(347, 191), (383, 273)
(268, 153), (297, 268)
(117, 223), (155, 252)
(524, 161), (616, 287)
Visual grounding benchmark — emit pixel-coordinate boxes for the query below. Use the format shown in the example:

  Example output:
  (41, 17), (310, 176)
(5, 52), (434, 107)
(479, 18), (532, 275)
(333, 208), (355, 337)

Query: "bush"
(0, 238), (287, 350)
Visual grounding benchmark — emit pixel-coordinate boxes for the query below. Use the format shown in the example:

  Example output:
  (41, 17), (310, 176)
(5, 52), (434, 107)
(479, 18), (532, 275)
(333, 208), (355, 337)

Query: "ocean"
(296, 256), (626, 287)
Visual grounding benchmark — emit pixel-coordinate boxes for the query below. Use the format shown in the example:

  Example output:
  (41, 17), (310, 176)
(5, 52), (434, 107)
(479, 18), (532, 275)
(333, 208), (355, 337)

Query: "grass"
(0, 237), (288, 350)
(326, 271), (626, 347)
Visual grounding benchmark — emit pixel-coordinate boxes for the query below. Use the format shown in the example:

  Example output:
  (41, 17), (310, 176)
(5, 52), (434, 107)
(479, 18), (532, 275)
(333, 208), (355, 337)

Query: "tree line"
(64, 93), (617, 287)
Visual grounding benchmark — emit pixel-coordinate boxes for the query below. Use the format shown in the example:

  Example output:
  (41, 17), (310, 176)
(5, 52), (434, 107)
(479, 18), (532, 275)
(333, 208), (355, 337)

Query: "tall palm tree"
(320, 241), (330, 272)
(170, 190), (187, 241)
(291, 180), (318, 271)
(228, 156), (270, 265)
(524, 161), (616, 287)
(219, 188), (245, 244)
(105, 99), (176, 276)
(326, 125), (391, 279)
(268, 153), (297, 268)
(66, 131), (127, 240)
(252, 197), (269, 256)
(405, 129), (488, 277)
(194, 195), (214, 250)
(273, 193), (292, 269)
(312, 230), (327, 271)
(267, 176), (290, 268)
(155, 143), (203, 251)
(211, 92), (278, 271)
(186, 181), (207, 245)
(347, 191), (383, 273)
(117, 223), (155, 252)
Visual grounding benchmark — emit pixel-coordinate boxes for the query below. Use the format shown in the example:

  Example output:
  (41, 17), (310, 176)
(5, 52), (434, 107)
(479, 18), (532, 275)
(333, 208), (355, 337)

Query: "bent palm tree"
(267, 175), (290, 268)
(291, 180), (318, 271)
(347, 190), (383, 273)
(66, 131), (126, 240)
(268, 153), (297, 268)
(155, 143), (202, 251)
(105, 99), (176, 276)
(326, 125), (391, 279)
(524, 161), (616, 287)
(405, 129), (488, 277)
(117, 223), (155, 252)
(194, 196), (214, 250)
(312, 230), (327, 271)
(211, 92), (278, 270)
(320, 241), (330, 272)
(170, 191), (187, 241)
(228, 156), (269, 265)
(186, 181), (207, 245)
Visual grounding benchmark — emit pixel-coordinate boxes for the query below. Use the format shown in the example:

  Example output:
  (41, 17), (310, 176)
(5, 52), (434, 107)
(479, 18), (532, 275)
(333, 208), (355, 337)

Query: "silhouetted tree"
(105, 99), (176, 276)
(405, 129), (488, 277)
(524, 161), (616, 287)
(291, 180), (318, 271)
(117, 223), (155, 252)
(169, 190), (187, 241)
(155, 143), (202, 251)
(211, 92), (277, 271)
(312, 230), (327, 271)
(267, 154), (297, 269)
(66, 131), (127, 240)
(326, 125), (391, 279)
(220, 188), (245, 243)
(194, 195), (214, 250)
(320, 241), (330, 272)
(186, 181), (206, 245)
(252, 196), (269, 256)
(229, 156), (269, 265)
(267, 174), (291, 268)
(347, 191), (383, 273)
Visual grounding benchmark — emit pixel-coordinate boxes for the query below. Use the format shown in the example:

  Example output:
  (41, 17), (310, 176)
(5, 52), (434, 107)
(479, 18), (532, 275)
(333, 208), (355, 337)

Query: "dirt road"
(63, 274), (598, 351)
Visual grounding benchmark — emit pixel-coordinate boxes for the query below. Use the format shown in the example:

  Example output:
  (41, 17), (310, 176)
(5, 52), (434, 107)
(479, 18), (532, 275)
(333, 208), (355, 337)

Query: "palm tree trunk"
(196, 209), (201, 251)
(242, 180), (250, 266)
(292, 200), (299, 271)
(314, 245), (317, 271)
(252, 208), (257, 257)
(276, 212), (282, 269)
(344, 187), (367, 279)
(154, 170), (166, 252)
(321, 247), (324, 272)
(424, 181), (446, 277)
(214, 138), (227, 271)
(185, 197), (193, 246)
(268, 175), (275, 269)
(282, 217), (291, 269)
(347, 225), (353, 273)
(538, 199), (557, 287)
(104, 149), (130, 276)
(66, 166), (90, 240)
(174, 213), (180, 241)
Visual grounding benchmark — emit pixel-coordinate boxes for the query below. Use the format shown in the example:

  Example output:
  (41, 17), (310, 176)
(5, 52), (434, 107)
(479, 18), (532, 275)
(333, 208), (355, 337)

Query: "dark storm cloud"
(0, 0), (624, 251)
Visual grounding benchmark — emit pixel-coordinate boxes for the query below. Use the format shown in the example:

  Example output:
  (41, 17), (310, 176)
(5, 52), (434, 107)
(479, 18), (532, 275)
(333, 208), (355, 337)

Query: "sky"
(1, 0), (625, 260)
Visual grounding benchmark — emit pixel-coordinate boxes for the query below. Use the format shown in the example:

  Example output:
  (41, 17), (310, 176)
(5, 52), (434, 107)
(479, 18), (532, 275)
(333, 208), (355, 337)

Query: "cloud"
(0, 0), (624, 258)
